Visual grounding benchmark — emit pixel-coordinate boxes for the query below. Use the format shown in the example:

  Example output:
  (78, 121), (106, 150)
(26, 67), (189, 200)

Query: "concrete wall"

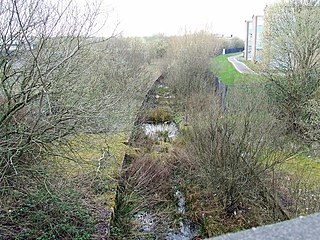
(208, 213), (320, 240)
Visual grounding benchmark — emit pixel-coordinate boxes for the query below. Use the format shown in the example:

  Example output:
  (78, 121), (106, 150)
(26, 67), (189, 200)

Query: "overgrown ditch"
(110, 76), (204, 239)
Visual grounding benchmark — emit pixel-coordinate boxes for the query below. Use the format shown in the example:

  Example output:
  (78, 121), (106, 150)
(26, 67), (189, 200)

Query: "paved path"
(227, 54), (255, 74)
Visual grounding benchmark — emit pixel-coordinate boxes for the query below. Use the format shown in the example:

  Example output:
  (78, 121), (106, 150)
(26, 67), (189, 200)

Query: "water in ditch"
(133, 188), (198, 240)
(163, 189), (198, 240)
(142, 122), (179, 141)
(131, 124), (199, 239)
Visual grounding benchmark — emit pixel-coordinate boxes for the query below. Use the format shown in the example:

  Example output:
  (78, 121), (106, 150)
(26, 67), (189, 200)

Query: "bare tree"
(0, 0), (115, 185)
(263, 0), (320, 140)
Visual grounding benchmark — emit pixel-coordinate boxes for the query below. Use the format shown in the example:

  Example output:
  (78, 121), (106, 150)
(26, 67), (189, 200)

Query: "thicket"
(220, 36), (244, 49)
(2, 0), (318, 238)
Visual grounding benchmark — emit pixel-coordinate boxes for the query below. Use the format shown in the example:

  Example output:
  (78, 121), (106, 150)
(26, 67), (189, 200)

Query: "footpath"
(227, 54), (256, 74)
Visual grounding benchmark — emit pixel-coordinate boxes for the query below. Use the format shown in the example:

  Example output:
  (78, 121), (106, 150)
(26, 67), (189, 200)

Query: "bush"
(299, 98), (320, 142)
(263, 0), (320, 140)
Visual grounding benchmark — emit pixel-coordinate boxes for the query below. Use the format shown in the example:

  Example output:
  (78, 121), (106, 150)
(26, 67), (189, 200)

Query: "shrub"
(299, 98), (320, 142)
(263, 0), (320, 139)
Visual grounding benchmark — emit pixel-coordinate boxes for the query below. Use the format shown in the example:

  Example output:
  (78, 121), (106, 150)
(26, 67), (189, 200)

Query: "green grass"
(281, 153), (320, 186)
(210, 53), (262, 85)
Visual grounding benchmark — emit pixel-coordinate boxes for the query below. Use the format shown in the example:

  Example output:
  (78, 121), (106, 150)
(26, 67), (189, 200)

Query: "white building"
(244, 15), (264, 63)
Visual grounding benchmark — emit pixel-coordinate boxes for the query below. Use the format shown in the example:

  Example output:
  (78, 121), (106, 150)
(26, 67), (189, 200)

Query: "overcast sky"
(102, 0), (278, 39)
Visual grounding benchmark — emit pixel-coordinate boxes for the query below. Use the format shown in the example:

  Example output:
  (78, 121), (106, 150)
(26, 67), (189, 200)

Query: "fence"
(222, 47), (244, 55)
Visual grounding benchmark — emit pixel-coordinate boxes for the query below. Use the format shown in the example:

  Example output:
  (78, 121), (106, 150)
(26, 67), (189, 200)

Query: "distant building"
(244, 15), (263, 63)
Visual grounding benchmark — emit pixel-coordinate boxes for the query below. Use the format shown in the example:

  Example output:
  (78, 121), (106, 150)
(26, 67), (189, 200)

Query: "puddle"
(142, 122), (178, 141)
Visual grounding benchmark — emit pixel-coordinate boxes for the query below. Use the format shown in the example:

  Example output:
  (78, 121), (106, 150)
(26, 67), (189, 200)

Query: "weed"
(157, 85), (170, 95)
(157, 130), (170, 142)
(110, 186), (142, 238)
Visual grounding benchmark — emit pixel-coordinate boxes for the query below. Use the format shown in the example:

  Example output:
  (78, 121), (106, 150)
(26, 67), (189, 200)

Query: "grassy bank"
(210, 53), (262, 85)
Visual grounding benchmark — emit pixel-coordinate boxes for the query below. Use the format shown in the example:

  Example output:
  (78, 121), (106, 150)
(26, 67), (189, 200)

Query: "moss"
(47, 132), (131, 178)
(99, 192), (117, 208)
(43, 132), (134, 236)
